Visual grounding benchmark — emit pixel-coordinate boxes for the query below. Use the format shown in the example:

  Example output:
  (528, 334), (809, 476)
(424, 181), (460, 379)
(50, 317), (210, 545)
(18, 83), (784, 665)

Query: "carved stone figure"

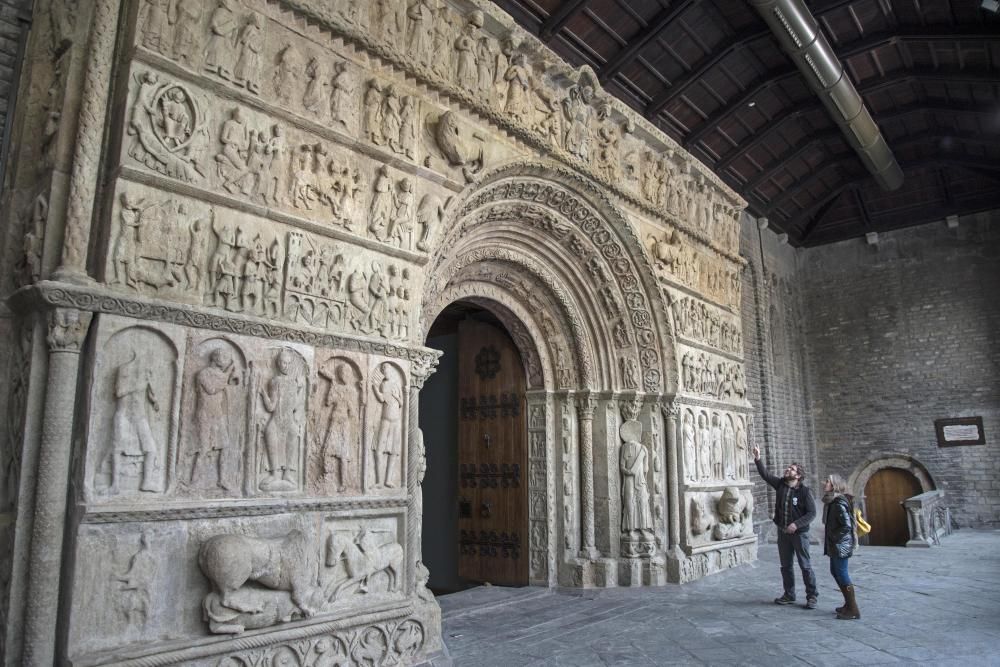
(710, 413), (723, 480)
(112, 193), (146, 289)
(172, 0), (202, 65)
(454, 11), (482, 90)
(712, 487), (753, 541)
(682, 409), (697, 483)
(256, 349), (306, 492)
(593, 100), (621, 181)
(697, 412), (711, 481)
(233, 14), (263, 94)
(723, 416), (736, 480)
(562, 83), (593, 161)
(389, 178), (414, 248)
(330, 61), (354, 127)
(619, 420), (653, 556)
(109, 351), (163, 494)
(476, 35), (497, 99)
(369, 165), (396, 243)
(215, 107), (249, 194)
(406, 0), (431, 62)
(317, 359), (362, 492)
(303, 57), (329, 115)
(620, 355), (639, 390)
(380, 86), (403, 154)
(140, 0), (174, 54)
(199, 530), (318, 634)
(127, 72), (204, 181)
(434, 111), (485, 182)
(416, 193), (447, 251)
(503, 53), (531, 119)
(371, 363), (403, 488)
(205, 0), (238, 81)
(399, 95), (417, 160)
(19, 196), (46, 285)
(324, 528), (404, 600)
(113, 533), (156, 626)
(273, 44), (302, 103)
(189, 347), (241, 490)
(735, 417), (749, 480)
(363, 81), (383, 144)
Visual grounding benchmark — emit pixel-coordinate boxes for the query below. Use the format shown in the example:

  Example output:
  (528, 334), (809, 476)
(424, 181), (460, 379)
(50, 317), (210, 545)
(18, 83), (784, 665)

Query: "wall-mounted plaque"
(935, 417), (985, 447)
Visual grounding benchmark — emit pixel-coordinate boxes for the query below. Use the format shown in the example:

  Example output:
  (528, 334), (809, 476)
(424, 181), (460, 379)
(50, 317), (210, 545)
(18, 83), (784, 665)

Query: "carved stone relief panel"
(641, 219), (741, 311)
(665, 287), (743, 356)
(322, 515), (405, 608)
(366, 358), (409, 493)
(678, 345), (747, 402)
(686, 487), (755, 546)
(681, 408), (751, 486)
(120, 65), (454, 259)
(309, 351), (366, 496)
(101, 180), (421, 343)
(84, 315), (186, 502)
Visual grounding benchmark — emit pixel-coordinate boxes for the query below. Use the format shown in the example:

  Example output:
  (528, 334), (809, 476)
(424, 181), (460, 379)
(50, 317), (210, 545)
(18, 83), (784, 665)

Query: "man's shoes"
(774, 593), (795, 605)
(805, 596), (818, 610)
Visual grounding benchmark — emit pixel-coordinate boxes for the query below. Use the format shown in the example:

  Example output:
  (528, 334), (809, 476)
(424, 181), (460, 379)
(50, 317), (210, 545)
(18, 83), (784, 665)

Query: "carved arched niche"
(418, 161), (678, 587)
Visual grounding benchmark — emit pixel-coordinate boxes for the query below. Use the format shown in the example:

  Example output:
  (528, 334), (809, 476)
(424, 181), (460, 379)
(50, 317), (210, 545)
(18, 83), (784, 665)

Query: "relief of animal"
(198, 529), (318, 617)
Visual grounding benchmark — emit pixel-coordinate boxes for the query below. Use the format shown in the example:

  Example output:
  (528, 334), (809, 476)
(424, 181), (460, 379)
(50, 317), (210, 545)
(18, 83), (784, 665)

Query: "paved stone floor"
(435, 529), (1000, 666)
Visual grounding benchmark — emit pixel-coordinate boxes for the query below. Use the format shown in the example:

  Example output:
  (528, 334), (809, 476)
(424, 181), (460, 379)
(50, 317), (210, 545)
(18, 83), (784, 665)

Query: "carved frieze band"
(269, 0), (746, 263)
(80, 497), (408, 524)
(16, 282), (439, 367)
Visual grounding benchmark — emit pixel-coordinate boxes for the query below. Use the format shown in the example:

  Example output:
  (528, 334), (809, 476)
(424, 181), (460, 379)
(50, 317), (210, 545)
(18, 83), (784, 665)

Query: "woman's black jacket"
(823, 495), (855, 559)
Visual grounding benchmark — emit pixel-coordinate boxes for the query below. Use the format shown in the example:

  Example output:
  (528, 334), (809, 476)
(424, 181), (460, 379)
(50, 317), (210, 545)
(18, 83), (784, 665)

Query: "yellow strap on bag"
(854, 507), (871, 536)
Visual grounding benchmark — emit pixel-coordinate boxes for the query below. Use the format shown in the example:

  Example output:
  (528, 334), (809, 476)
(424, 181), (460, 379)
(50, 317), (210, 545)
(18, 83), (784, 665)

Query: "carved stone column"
(52, 0), (122, 282)
(662, 403), (681, 553)
(576, 393), (599, 559)
(22, 308), (92, 666)
(407, 355), (438, 593)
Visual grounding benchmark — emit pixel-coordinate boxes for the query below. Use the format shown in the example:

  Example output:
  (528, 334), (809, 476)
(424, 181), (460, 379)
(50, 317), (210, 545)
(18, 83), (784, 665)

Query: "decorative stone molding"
(847, 452), (937, 502)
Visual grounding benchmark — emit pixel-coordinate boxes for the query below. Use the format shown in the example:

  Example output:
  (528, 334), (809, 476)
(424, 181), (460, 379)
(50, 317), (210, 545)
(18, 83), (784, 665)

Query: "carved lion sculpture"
(198, 529), (318, 633)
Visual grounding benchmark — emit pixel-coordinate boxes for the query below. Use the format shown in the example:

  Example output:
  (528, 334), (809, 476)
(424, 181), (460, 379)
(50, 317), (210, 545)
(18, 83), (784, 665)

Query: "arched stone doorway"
(849, 453), (936, 546)
(417, 160), (677, 588)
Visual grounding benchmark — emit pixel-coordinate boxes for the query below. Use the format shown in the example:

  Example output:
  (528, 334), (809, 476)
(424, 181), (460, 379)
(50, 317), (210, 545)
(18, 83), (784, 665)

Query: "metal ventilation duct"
(748, 0), (904, 191)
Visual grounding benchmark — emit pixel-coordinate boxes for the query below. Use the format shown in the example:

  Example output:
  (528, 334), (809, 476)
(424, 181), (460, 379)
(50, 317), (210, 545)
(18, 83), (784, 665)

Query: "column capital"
(575, 393), (597, 420)
(46, 308), (92, 352)
(409, 352), (440, 389)
(659, 400), (681, 420)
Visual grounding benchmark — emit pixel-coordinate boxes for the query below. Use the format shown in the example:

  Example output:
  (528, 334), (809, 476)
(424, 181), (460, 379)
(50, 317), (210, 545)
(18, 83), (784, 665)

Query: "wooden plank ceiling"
(491, 0), (1000, 247)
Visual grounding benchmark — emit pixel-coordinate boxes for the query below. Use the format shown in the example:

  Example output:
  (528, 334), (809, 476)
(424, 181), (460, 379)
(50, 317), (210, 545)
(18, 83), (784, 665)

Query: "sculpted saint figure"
(273, 45), (302, 103)
(303, 58), (329, 115)
(258, 349), (305, 492)
(363, 82), (383, 144)
(318, 360), (362, 492)
(697, 412), (711, 481)
(110, 352), (163, 494)
(189, 348), (240, 490)
(380, 86), (403, 154)
(503, 53), (531, 119)
(113, 193), (147, 289)
(113, 533), (156, 626)
(216, 108), (248, 193)
(205, 0), (238, 81)
(723, 417), (737, 480)
(372, 363), (404, 488)
(454, 12), (482, 90)
(369, 166), (395, 242)
(562, 84), (593, 161)
(407, 0), (431, 61)
(234, 14), (263, 94)
(711, 413), (723, 480)
(172, 0), (201, 65)
(682, 410), (698, 483)
(399, 95), (417, 160)
(389, 178), (414, 248)
(620, 420), (654, 552)
(330, 62), (352, 127)
(735, 418), (749, 480)
(141, 0), (173, 53)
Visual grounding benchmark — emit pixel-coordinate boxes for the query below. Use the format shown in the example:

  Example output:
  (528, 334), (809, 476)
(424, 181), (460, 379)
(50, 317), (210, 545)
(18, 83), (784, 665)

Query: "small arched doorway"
(421, 302), (528, 593)
(865, 468), (923, 546)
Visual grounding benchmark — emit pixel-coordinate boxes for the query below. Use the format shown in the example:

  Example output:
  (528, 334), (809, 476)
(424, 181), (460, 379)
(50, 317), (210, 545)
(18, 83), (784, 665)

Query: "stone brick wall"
(740, 217), (817, 537)
(800, 214), (1000, 527)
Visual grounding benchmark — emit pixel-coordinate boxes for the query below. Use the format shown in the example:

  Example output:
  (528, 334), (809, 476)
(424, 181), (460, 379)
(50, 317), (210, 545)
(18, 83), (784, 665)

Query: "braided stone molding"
(57, 0), (122, 278)
(80, 496), (409, 524)
(12, 281), (441, 368)
(274, 0), (746, 265)
(74, 601), (416, 667)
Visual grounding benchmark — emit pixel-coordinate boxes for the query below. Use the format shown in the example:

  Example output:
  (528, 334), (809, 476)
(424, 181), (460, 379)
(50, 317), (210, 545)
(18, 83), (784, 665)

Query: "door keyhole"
(483, 433), (492, 449)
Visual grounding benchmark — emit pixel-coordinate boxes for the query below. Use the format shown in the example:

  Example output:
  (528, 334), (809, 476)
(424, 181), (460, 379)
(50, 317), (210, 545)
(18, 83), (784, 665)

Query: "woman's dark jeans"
(829, 554), (852, 586)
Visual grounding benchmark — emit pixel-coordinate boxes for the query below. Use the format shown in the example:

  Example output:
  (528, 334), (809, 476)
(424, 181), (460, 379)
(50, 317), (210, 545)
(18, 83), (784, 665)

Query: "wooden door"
(456, 319), (528, 586)
(864, 468), (922, 546)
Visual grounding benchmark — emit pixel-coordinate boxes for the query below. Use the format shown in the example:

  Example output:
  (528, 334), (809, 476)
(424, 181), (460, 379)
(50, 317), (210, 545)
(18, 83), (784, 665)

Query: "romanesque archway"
(419, 160), (677, 587)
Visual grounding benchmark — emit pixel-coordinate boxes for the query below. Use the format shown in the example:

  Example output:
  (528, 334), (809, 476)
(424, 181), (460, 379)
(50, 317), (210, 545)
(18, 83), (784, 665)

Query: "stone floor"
(433, 529), (1000, 666)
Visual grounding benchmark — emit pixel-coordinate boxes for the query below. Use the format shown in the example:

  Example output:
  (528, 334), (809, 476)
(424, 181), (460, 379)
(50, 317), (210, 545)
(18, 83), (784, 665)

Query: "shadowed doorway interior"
(865, 467), (923, 546)
(421, 302), (528, 594)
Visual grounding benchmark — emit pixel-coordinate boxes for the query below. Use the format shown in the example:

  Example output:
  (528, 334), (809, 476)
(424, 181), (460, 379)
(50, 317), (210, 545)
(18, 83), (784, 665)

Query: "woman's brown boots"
(837, 584), (861, 620)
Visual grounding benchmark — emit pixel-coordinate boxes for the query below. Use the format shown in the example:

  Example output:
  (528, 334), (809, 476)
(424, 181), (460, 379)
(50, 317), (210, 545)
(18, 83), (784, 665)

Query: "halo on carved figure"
(422, 159), (678, 395)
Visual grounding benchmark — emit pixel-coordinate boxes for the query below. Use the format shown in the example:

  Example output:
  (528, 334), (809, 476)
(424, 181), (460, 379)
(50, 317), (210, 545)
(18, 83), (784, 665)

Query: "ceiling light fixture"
(747, 101), (757, 107)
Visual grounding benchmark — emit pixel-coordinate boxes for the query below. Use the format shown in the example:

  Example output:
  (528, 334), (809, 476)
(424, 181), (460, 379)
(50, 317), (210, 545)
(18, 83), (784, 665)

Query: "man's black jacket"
(754, 458), (816, 532)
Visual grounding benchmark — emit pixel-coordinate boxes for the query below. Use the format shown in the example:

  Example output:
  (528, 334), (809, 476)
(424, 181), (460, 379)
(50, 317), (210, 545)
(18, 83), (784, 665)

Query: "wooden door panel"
(457, 319), (527, 586)
(865, 468), (922, 546)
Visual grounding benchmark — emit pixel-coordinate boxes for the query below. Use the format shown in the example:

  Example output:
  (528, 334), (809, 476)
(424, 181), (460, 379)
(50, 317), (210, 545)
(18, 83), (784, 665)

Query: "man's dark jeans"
(777, 530), (818, 599)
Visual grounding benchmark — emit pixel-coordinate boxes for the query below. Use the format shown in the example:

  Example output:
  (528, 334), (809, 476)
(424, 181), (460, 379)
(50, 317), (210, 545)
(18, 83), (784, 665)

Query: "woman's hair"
(826, 473), (849, 495)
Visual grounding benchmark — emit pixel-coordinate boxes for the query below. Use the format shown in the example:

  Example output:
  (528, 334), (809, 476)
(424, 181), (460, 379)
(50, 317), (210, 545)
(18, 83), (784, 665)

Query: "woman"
(823, 474), (861, 619)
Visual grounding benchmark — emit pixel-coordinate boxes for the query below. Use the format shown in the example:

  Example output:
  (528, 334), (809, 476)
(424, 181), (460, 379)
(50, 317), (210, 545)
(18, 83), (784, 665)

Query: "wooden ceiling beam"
(539, 0), (592, 41)
(798, 184), (858, 243)
(764, 157), (856, 216)
(742, 130), (841, 193)
(597, 0), (700, 83)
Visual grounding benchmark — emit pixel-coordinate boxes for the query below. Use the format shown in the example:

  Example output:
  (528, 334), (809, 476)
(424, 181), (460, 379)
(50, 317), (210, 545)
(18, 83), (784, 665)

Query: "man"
(753, 444), (818, 609)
